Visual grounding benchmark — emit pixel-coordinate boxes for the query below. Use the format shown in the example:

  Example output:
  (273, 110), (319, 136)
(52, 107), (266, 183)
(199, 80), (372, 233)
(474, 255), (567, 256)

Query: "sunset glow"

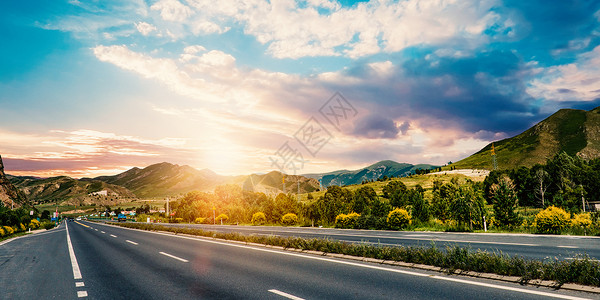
(2, 1), (600, 177)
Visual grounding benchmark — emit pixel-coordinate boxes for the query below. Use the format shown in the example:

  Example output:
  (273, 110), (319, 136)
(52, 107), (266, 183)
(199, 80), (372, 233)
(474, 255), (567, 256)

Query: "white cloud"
(130, 0), (502, 59)
(135, 21), (157, 35)
(528, 45), (600, 101)
(150, 0), (194, 22)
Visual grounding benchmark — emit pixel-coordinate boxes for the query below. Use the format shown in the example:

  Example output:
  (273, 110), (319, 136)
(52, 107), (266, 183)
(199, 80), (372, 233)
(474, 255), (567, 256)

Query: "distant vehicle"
(117, 214), (127, 222)
(76, 217), (81, 221)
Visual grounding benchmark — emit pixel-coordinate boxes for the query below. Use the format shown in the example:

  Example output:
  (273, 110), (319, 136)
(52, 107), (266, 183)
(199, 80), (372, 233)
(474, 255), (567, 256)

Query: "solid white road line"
(268, 289), (305, 300)
(77, 291), (88, 298)
(558, 246), (578, 249)
(101, 231), (105, 234)
(76, 282), (85, 287)
(110, 234), (117, 238)
(126, 240), (138, 245)
(159, 251), (189, 263)
(65, 222), (82, 280)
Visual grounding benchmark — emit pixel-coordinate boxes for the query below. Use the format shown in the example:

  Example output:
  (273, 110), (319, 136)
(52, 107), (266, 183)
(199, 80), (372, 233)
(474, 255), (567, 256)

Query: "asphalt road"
(0, 220), (597, 299)
(153, 223), (600, 260)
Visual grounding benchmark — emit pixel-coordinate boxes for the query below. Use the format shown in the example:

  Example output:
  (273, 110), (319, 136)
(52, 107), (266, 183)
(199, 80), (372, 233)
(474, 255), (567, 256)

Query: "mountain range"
(452, 106), (600, 170)
(302, 160), (438, 186)
(5, 160), (432, 204)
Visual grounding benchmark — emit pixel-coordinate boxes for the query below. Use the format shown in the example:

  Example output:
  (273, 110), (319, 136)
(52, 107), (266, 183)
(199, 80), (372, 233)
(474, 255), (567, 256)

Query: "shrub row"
(110, 222), (600, 287)
(535, 206), (596, 234)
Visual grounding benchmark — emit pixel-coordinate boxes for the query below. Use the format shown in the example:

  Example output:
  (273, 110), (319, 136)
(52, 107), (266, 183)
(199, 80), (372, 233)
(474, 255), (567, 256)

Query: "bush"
(19, 223), (26, 232)
(3, 226), (14, 235)
(173, 218), (184, 223)
(41, 221), (55, 230)
(535, 206), (571, 234)
(29, 219), (41, 230)
(194, 217), (205, 224)
(281, 213), (298, 226)
(251, 212), (266, 225)
(387, 208), (411, 230)
(335, 212), (360, 229)
(0, 227), (4, 237)
(215, 214), (229, 224)
(572, 213), (592, 228)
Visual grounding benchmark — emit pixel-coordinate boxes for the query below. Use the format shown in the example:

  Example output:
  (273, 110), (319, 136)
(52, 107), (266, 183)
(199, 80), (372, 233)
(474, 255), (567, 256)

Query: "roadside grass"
(110, 222), (600, 288)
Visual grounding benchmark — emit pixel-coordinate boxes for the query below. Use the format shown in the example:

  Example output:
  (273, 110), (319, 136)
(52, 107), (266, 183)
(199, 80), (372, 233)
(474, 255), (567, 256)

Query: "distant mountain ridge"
(453, 106), (600, 169)
(7, 159), (436, 204)
(303, 160), (439, 187)
(93, 162), (227, 198)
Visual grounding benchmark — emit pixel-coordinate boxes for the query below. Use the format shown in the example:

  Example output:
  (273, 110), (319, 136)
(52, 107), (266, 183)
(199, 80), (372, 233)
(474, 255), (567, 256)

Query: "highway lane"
(151, 223), (600, 261)
(0, 222), (81, 299)
(2, 220), (596, 299)
(64, 220), (595, 299)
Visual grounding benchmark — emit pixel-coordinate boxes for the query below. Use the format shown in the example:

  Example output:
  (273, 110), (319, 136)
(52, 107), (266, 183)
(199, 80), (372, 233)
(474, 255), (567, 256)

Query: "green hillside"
(452, 107), (600, 170)
(303, 160), (439, 187)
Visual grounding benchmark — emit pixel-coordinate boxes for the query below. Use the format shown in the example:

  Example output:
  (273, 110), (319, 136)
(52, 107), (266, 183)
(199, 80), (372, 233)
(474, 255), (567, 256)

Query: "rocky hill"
(0, 155), (28, 208)
(452, 106), (600, 170)
(8, 174), (136, 206)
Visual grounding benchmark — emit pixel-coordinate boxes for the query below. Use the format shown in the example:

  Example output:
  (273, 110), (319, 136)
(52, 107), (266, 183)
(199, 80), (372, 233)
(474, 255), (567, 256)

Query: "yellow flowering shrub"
(535, 206), (571, 234)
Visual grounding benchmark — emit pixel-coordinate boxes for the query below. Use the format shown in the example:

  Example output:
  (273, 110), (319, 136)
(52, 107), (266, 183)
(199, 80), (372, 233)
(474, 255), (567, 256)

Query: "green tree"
(382, 181), (407, 205)
(408, 185), (429, 223)
(431, 180), (456, 221)
(491, 176), (521, 227)
(352, 186), (377, 214)
(316, 186), (354, 224)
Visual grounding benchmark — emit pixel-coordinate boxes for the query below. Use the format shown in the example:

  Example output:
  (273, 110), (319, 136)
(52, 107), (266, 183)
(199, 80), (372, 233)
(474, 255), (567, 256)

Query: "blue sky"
(1, 0), (600, 177)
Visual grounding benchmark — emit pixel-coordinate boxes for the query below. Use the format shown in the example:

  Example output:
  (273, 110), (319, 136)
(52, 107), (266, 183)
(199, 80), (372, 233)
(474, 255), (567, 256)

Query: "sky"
(1, 0), (600, 178)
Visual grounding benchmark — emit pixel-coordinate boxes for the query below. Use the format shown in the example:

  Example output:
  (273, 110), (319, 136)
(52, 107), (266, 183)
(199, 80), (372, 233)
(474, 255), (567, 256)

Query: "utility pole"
(282, 175), (285, 193)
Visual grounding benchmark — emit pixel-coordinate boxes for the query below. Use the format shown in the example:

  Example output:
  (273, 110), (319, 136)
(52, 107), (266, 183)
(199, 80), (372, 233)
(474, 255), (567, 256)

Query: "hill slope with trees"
(452, 107), (600, 170)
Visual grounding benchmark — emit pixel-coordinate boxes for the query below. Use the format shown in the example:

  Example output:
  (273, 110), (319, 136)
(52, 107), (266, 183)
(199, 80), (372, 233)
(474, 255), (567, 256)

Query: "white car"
(76, 217), (82, 221)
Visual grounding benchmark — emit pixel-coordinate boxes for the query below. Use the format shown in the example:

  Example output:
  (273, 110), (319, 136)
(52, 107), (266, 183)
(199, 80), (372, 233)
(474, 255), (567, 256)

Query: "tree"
(41, 210), (51, 220)
(382, 181), (407, 200)
(315, 186), (354, 224)
(352, 186), (377, 214)
(491, 176), (521, 227)
(534, 167), (549, 208)
(431, 180), (456, 221)
(408, 185), (429, 223)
